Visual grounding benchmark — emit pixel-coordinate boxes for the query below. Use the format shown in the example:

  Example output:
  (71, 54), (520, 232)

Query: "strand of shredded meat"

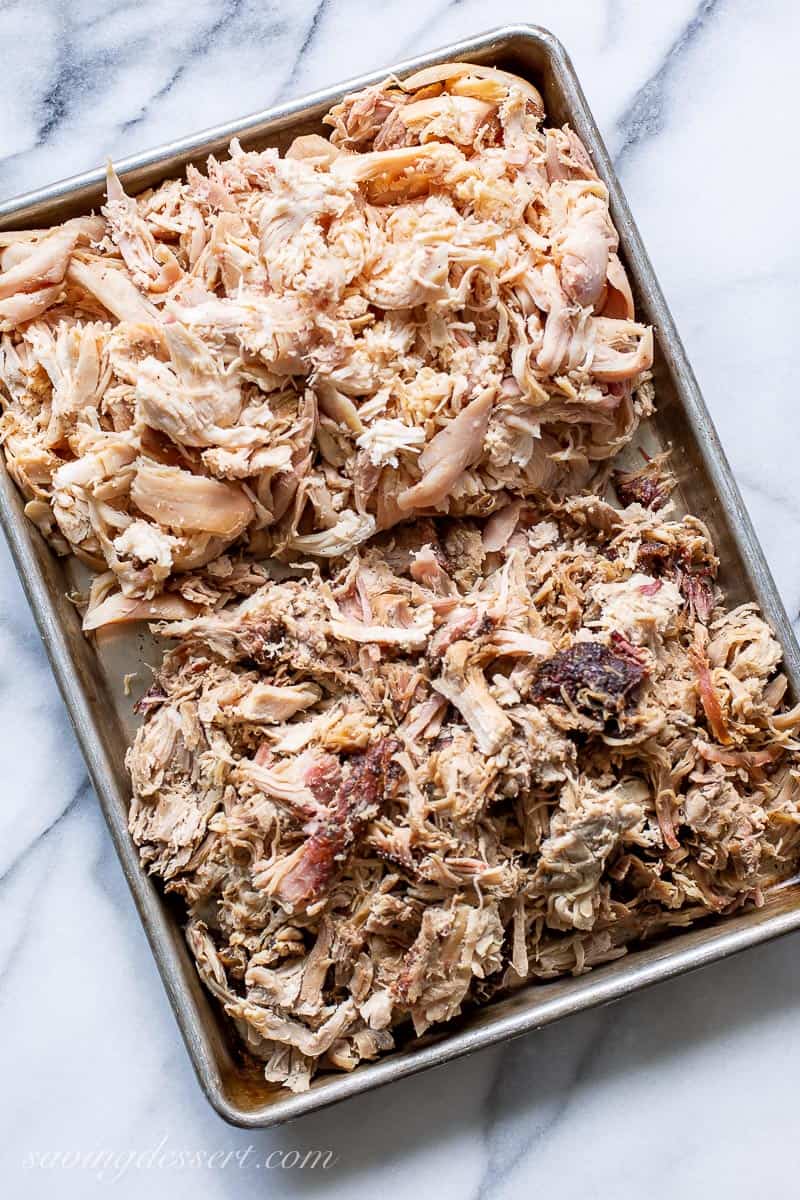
(126, 496), (800, 1093)
(0, 64), (652, 628)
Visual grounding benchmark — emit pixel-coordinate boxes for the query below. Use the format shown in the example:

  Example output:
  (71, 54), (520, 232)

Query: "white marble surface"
(2, 1), (800, 1195)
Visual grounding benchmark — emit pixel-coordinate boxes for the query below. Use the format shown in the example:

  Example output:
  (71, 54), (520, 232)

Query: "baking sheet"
(2, 23), (799, 1127)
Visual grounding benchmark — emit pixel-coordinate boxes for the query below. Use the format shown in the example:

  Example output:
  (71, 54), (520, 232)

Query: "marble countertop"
(3, 1), (800, 1196)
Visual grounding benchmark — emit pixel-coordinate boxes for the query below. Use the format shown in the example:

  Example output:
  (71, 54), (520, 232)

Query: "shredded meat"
(0, 64), (653, 627)
(531, 641), (646, 719)
(2, 52), (793, 1105)
(636, 535), (718, 624)
(126, 498), (800, 1093)
(614, 451), (676, 510)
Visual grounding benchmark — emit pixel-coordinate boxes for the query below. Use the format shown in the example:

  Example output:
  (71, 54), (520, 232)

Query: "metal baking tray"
(2, 24), (800, 1128)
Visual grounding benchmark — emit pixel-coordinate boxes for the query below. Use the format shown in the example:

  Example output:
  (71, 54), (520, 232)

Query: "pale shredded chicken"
(127, 497), (800, 1092)
(0, 64), (652, 627)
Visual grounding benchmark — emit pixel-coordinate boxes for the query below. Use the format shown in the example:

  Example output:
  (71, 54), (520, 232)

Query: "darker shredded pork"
(126, 496), (800, 1092)
(530, 640), (646, 716)
(0, 51), (796, 1104)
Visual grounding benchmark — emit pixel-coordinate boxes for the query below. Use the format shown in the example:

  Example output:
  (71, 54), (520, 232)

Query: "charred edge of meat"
(635, 540), (673, 574)
(614, 454), (676, 511)
(531, 640), (647, 718)
(336, 737), (400, 825)
(636, 542), (716, 623)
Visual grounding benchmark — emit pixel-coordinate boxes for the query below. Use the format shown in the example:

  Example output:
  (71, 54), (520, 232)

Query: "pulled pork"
(126, 498), (800, 1092)
(0, 63), (652, 628)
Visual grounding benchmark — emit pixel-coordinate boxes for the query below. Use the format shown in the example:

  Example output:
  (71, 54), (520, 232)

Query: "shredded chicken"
(126, 498), (800, 1092)
(0, 65), (652, 625)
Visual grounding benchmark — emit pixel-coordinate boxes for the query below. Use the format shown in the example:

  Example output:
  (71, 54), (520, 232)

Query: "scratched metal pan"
(2, 23), (800, 1128)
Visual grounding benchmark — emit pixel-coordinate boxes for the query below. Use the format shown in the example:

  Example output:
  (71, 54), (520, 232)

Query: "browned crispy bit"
(636, 539), (674, 574)
(635, 541), (716, 623)
(126, 483), (800, 1094)
(531, 641), (647, 717)
(614, 452), (676, 511)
